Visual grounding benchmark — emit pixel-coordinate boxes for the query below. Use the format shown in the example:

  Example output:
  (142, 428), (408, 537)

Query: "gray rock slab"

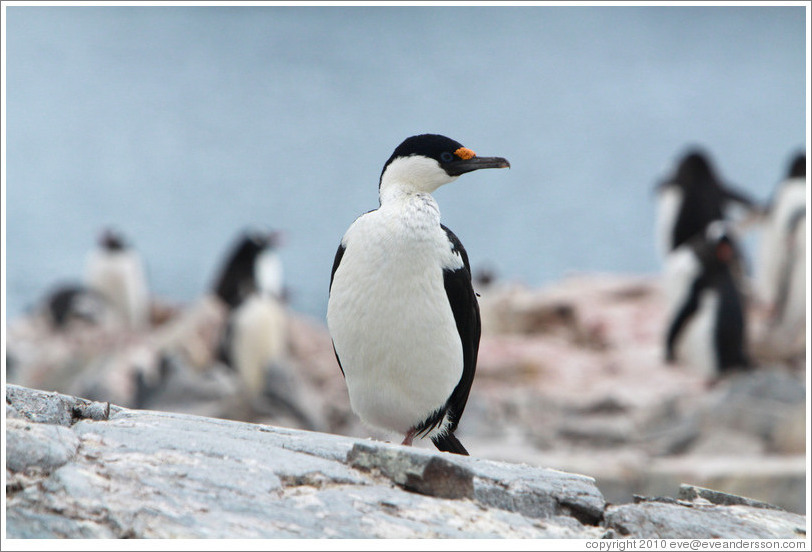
(5, 384), (807, 540)
(605, 500), (807, 539)
(6, 418), (80, 472)
(347, 439), (606, 524)
(5, 508), (118, 539)
(6, 384), (606, 538)
(678, 484), (784, 511)
(6, 384), (112, 426)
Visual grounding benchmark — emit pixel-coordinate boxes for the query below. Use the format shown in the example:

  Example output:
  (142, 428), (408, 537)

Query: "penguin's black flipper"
(666, 279), (703, 363)
(432, 432), (469, 456)
(721, 184), (758, 210)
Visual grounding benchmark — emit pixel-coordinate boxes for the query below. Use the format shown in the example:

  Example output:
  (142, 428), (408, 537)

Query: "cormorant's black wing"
(433, 224), (481, 455)
(329, 242), (346, 377)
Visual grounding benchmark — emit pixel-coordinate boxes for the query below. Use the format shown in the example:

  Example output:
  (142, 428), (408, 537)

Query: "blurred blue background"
(4, 6), (807, 320)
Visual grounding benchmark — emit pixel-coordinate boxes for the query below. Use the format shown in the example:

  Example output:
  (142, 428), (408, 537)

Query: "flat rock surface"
(5, 385), (807, 539)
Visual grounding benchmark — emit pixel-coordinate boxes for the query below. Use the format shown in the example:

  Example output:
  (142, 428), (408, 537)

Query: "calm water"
(4, 6), (807, 321)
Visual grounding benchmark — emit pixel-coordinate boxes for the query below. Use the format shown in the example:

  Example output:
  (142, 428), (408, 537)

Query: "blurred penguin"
(214, 231), (288, 394)
(756, 153), (806, 350)
(85, 228), (151, 330)
(655, 148), (760, 260)
(42, 283), (110, 331)
(663, 221), (751, 379)
(211, 229), (315, 428)
(211, 229), (285, 309)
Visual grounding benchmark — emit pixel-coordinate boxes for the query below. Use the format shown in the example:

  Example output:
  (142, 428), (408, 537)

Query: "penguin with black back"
(327, 133), (510, 455)
(663, 220), (751, 379)
(210, 229), (314, 427)
(212, 228), (285, 367)
(211, 229), (284, 310)
(42, 283), (108, 330)
(655, 148), (759, 259)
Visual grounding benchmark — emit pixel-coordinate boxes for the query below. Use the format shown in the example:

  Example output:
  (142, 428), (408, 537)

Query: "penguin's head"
(671, 148), (720, 191)
(787, 153), (806, 180)
(244, 228), (284, 251)
(378, 134), (509, 199)
(99, 228), (128, 252)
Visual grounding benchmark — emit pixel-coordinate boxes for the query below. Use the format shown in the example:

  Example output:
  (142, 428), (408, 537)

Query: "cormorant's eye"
(440, 152), (454, 163)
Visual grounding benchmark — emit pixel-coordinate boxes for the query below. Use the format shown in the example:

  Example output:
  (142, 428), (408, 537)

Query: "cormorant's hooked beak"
(443, 156), (511, 177)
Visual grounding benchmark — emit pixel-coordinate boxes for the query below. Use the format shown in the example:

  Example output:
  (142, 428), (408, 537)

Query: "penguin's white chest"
(230, 294), (288, 395)
(85, 250), (149, 329)
(757, 182), (807, 312)
(664, 248), (720, 378)
(327, 201), (464, 435)
(673, 291), (719, 378)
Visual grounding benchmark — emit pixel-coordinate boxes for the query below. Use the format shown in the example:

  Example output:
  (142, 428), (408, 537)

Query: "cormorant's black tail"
(432, 432), (469, 456)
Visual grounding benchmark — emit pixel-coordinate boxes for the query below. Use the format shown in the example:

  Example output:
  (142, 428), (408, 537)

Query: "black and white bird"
(327, 134), (509, 455)
(211, 229), (285, 310)
(756, 153), (806, 348)
(209, 229), (314, 426)
(84, 228), (150, 330)
(663, 220), (751, 378)
(655, 148), (759, 259)
(211, 230), (287, 380)
(42, 283), (109, 330)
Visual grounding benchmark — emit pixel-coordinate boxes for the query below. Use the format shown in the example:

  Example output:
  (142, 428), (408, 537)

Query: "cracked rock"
(347, 442), (475, 499)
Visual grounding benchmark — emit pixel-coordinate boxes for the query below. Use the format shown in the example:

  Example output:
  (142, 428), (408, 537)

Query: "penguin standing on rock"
(327, 134), (510, 455)
(210, 229), (313, 427)
(655, 148), (760, 259)
(663, 220), (751, 378)
(756, 153), (806, 350)
(84, 228), (151, 330)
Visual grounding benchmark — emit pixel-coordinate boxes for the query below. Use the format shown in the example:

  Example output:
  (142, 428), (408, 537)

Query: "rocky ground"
(5, 272), (808, 519)
(5, 384), (807, 539)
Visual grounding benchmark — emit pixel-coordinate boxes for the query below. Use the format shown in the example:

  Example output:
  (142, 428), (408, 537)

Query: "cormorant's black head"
(378, 133), (510, 197)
